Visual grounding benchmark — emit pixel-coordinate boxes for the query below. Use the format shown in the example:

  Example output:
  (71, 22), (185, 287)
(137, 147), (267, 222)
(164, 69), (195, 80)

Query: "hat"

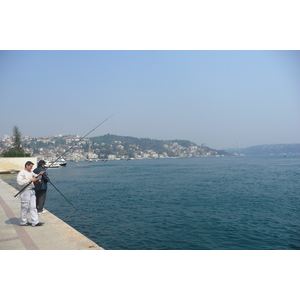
(38, 160), (46, 166)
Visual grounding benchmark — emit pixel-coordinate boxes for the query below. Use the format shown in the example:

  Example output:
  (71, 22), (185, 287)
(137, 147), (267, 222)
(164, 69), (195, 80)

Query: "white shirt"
(17, 169), (39, 190)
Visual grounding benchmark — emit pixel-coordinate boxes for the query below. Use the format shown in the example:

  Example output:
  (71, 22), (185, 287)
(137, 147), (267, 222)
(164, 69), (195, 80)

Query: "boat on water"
(44, 158), (67, 168)
(45, 161), (60, 168)
(57, 158), (67, 166)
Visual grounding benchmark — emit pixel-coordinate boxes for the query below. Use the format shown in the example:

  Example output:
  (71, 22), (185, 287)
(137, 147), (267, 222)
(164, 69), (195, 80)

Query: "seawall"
(0, 157), (37, 173)
(0, 178), (104, 250)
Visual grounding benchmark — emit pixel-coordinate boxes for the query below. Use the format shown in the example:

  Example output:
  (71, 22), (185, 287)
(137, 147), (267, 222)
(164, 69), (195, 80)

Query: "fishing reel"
(33, 175), (42, 186)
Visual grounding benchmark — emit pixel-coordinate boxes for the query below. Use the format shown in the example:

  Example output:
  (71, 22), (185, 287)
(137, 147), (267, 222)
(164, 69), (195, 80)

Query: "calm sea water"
(2, 156), (300, 250)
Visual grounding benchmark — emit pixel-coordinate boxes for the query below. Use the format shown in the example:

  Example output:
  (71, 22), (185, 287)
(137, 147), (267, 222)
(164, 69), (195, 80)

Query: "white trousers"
(20, 190), (39, 226)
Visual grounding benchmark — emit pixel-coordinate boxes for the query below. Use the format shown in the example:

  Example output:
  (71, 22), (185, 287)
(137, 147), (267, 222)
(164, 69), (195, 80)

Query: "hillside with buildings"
(0, 133), (228, 161)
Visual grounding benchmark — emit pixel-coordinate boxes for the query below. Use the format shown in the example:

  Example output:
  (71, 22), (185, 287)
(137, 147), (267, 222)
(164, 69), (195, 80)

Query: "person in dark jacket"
(33, 160), (50, 214)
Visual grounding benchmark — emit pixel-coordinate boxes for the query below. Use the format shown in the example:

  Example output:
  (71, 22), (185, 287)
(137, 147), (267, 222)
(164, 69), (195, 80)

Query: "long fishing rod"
(49, 181), (88, 219)
(48, 114), (114, 168)
(14, 114), (114, 197)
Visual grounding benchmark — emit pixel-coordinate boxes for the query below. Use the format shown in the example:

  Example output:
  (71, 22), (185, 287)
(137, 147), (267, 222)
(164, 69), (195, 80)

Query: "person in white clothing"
(17, 161), (45, 226)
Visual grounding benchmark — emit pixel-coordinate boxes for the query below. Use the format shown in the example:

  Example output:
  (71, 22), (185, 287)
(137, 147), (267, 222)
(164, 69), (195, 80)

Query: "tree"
(1, 126), (30, 157)
(12, 126), (23, 152)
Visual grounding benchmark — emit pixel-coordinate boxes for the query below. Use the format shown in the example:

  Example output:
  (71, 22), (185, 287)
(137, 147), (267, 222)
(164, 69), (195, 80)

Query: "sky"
(1, 50), (299, 149)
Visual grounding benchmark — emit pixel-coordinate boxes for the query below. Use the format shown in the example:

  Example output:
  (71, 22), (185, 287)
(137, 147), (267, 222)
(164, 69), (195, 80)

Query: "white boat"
(57, 158), (67, 166)
(45, 161), (60, 168)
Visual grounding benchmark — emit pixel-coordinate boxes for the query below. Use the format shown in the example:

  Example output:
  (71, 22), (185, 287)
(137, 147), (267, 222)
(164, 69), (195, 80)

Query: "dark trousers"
(35, 189), (47, 212)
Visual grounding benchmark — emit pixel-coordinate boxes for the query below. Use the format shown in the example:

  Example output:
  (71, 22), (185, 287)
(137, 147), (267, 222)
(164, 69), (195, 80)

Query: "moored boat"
(45, 161), (60, 168)
(57, 158), (67, 166)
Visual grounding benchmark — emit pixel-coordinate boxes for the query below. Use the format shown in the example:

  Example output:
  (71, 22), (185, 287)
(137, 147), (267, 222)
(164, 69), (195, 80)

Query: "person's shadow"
(5, 218), (20, 225)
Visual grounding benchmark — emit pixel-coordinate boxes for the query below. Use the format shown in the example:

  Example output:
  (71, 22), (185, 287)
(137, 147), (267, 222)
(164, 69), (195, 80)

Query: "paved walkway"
(0, 178), (104, 250)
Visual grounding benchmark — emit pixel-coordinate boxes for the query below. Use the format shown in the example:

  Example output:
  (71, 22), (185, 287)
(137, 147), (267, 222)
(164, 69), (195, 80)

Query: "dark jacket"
(33, 166), (50, 190)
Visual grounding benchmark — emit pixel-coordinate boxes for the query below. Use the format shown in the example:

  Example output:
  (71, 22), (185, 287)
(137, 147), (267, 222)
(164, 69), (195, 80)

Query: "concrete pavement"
(0, 178), (104, 250)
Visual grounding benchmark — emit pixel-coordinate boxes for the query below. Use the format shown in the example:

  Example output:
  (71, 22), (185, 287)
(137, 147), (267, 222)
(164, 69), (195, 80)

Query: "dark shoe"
(20, 222), (32, 226)
(32, 222), (44, 227)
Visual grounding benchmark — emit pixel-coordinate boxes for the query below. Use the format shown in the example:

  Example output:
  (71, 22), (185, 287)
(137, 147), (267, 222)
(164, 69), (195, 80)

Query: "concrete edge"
(0, 178), (104, 250)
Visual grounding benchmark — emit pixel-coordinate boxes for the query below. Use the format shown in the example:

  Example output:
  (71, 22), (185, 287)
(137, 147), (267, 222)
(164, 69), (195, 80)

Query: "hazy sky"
(1, 50), (299, 149)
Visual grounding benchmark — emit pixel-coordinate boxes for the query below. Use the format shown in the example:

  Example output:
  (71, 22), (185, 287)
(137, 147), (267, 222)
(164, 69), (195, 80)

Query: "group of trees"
(1, 126), (30, 157)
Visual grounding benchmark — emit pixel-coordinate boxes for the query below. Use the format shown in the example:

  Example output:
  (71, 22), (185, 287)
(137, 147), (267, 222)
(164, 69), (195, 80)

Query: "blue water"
(2, 156), (300, 250)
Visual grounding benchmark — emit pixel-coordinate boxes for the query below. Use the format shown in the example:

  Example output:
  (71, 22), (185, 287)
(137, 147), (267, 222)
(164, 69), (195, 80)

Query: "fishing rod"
(47, 114), (114, 168)
(49, 181), (88, 219)
(14, 114), (114, 197)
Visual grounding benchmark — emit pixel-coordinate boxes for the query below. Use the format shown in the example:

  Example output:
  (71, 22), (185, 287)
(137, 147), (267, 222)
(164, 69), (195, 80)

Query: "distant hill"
(91, 134), (196, 150)
(90, 134), (229, 156)
(226, 144), (300, 155)
(1, 133), (230, 160)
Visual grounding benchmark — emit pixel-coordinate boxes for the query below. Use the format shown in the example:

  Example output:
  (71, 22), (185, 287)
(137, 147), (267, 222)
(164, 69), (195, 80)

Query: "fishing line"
(14, 114), (114, 197)
(49, 181), (89, 219)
